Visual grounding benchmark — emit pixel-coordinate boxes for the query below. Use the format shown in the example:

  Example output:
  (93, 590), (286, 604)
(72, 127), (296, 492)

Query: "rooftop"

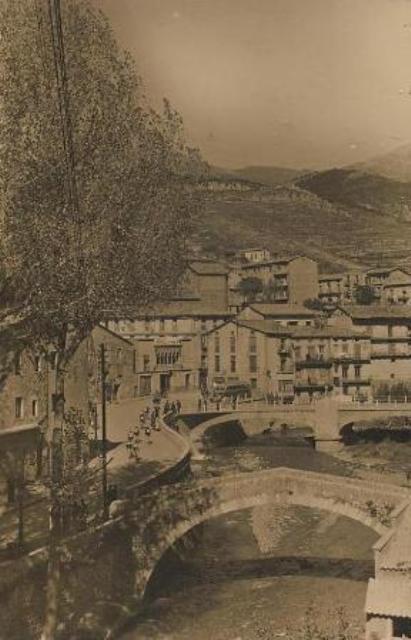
(290, 325), (368, 339)
(338, 304), (411, 321)
(245, 303), (321, 317)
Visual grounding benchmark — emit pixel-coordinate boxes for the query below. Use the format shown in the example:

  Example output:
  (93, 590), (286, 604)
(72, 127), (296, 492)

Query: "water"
(123, 432), (377, 640)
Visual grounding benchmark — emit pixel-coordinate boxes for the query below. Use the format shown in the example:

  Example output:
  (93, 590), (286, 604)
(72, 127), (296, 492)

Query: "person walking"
(163, 400), (170, 416)
(197, 396), (202, 412)
(176, 399), (182, 414)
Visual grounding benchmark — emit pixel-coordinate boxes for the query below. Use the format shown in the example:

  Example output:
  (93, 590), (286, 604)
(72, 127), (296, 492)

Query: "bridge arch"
(133, 477), (390, 600)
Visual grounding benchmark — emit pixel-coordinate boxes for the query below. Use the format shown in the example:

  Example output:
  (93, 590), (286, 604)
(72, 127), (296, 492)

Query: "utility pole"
(100, 343), (108, 519)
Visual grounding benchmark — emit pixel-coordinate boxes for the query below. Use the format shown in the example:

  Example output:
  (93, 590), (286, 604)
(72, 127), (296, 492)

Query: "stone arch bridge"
(125, 466), (410, 603)
(179, 397), (411, 450)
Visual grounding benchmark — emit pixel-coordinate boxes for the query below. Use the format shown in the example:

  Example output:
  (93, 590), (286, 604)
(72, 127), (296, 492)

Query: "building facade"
(329, 305), (411, 396)
(232, 255), (319, 305)
(205, 319), (294, 398)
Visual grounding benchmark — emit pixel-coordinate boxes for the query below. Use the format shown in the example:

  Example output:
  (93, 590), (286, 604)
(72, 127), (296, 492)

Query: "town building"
(365, 266), (395, 301)
(205, 319), (294, 399)
(237, 303), (321, 326)
(329, 305), (411, 396)
(381, 268), (411, 306)
(318, 270), (367, 307)
(292, 326), (372, 402)
(230, 255), (319, 305)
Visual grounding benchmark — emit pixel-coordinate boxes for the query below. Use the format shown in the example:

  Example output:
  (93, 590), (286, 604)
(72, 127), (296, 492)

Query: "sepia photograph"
(0, 1), (411, 638)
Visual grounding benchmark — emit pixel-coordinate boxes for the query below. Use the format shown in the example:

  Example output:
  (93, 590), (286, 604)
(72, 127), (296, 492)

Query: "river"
(123, 426), (378, 640)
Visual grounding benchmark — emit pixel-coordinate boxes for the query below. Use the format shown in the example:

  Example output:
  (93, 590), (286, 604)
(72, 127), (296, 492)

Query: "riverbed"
(123, 431), (377, 640)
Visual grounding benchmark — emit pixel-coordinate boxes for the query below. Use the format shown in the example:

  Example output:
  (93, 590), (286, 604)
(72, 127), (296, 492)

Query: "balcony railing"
(340, 377), (371, 386)
(296, 357), (332, 369)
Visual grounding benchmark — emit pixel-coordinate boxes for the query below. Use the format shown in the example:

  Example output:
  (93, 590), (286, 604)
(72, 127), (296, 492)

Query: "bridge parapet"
(126, 467), (409, 600)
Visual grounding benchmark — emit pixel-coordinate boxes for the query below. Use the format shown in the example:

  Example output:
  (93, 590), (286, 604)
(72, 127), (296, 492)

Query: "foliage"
(0, 0), (203, 362)
(238, 276), (264, 302)
(352, 284), (377, 305)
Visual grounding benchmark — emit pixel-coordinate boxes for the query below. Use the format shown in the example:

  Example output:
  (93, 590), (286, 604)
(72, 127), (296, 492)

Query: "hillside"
(352, 142), (411, 183)
(231, 165), (306, 187)
(192, 177), (411, 272)
(297, 169), (411, 223)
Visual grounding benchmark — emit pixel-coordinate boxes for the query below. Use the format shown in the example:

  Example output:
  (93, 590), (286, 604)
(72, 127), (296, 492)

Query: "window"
(214, 333), (220, 353)
(354, 365), (361, 379)
(32, 399), (38, 418)
(388, 325), (393, 338)
(14, 352), (22, 375)
(201, 320), (207, 332)
(143, 355), (150, 372)
(15, 397), (24, 419)
(342, 365), (349, 379)
(249, 354), (257, 373)
(341, 341), (348, 354)
(230, 355), (236, 373)
(334, 363), (339, 374)
(230, 332), (236, 353)
(249, 331), (257, 353)
(34, 355), (41, 372)
(159, 319), (165, 333)
(215, 355), (221, 372)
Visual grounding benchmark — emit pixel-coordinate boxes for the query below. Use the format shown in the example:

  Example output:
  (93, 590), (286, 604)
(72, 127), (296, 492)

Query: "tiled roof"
(290, 326), (368, 339)
(104, 301), (232, 319)
(234, 319), (293, 336)
(246, 303), (320, 317)
(338, 304), (411, 320)
(188, 260), (229, 275)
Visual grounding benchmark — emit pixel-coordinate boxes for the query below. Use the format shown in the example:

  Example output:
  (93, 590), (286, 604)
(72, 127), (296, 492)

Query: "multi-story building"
(131, 333), (202, 396)
(237, 302), (321, 327)
(381, 269), (411, 306)
(318, 270), (367, 306)
(365, 266), (394, 301)
(231, 255), (319, 305)
(0, 326), (138, 435)
(329, 305), (411, 393)
(292, 326), (371, 401)
(183, 259), (229, 310)
(205, 319), (294, 399)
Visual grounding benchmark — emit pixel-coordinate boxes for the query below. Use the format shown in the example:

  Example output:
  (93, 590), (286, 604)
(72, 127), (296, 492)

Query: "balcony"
(277, 368), (294, 377)
(294, 382), (331, 392)
(339, 377), (371, 386)
(296, 357), (332, 370)
(333, 353), (370, 364)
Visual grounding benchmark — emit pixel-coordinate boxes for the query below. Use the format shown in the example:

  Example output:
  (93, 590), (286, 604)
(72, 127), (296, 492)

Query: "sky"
(94, 0), (411, 170)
